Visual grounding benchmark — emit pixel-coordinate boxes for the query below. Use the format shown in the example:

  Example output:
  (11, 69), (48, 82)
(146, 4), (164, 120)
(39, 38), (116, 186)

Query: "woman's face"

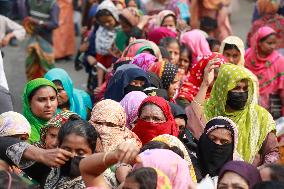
(129, 80), (145, 87)
(258, 34), (277, 57)
(168, 74), (180, 99)
(122, 177), (140, 189)
(54, 81), (69, 107)
(260, 167), (272, 182)
(45, 127), (60, 149)
(161, 16), (176, 31)
(166, 42), (180, 65)
(179, 51), (191, 72)
(30, 86), (58, 120)
(208, 128), (232, 145)
(230, 80), (248, 93)
(60, 133), (93, 157)
(99, 15), (117, 30)
(175, 118), (186, 131)
(140, 104), (166, 123)
(223, 48), (241, 65)
(218, 171), (249, 189)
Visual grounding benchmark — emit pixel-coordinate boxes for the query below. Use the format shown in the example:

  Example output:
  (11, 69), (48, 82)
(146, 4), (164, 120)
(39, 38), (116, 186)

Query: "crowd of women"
(1, 0), (284, 188)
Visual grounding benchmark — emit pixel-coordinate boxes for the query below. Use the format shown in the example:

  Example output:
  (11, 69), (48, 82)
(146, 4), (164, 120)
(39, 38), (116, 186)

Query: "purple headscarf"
(218, 161), (261, 189)
(129, 53), (157, 71)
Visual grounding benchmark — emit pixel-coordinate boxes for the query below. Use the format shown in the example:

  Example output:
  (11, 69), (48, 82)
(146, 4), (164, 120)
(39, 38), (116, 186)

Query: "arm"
(190, 0), (200, 28)
(80, 141), (141, 188)
(2, 16), (26, 41)
(43, 3), (60, 30)
(260, 132), (280, 165)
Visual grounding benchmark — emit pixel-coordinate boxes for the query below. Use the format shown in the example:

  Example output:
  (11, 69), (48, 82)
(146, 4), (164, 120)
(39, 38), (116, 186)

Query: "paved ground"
(2, 0), (255, 112)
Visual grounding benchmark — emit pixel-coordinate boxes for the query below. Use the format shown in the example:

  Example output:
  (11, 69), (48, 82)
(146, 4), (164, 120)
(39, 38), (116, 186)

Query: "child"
(179, 44), (192, 76)
(159, 37), (180, 65)
(206, 37), (221, 52)
(85, 0), (119, 91)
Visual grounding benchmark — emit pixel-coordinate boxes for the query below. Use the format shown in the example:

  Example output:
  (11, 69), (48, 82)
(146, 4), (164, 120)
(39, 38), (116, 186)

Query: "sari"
(23, 17), (55, 81)
(180, 30), (212, 66)
(245, 26), (284, 114)
(133, 149), (195, 189)
(89, 99), (142, 152)
(53, 0), (76, 59)
(23, 78), (57, 143)
(178, 53), (227, 102)
(45, 68), (92, 120)
(205, 64), (276, 163)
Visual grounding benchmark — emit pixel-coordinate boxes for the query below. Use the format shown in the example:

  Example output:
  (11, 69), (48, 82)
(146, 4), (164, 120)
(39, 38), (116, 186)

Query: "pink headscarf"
(180, 29), (211, 65)
(147, 27), (177, 45)
(133, 149), (195, 189)
(130, 53), (158, 71)
(120, 91), (148, 129)
(245, 26), (284, 109)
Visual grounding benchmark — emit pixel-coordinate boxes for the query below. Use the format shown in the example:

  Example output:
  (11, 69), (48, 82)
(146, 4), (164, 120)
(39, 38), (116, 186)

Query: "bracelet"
(103, 152), (109, 167)
(192, 99), (203, 107)
(116, 163), (132, 170)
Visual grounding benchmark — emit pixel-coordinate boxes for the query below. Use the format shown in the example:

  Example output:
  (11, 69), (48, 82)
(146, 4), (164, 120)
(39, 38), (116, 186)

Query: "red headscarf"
(178, 53), (227, 102)
(132, 96), (178, 145)
(147, 27), (177, 45)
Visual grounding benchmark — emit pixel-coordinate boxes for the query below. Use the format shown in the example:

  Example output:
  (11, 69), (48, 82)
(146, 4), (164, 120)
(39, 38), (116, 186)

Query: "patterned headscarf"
(39, 110), (77, 148)
(205, 64), (275, 162)
(23, 78), (57, 143)
(178, 53), (227, 102)
(0, 111), (31, 137)
(89, 99), (142, 152)
(152, 134), (197, 183)
(149, 61), (178, 89)
(120, 91), (148, 129)
(133, 149), (195, 189)
(130, 53), (158, 71)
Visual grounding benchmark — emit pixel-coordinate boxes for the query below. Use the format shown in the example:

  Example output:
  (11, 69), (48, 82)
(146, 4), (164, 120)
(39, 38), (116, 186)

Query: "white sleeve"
(2, 15), (26, 41)
(0, 51), (9, 91)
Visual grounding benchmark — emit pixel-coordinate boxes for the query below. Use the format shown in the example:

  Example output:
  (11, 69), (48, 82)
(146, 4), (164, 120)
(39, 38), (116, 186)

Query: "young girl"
(85, 0), (119, 91)
(179, 44), (192, 76)
(159, 37), (180, 65)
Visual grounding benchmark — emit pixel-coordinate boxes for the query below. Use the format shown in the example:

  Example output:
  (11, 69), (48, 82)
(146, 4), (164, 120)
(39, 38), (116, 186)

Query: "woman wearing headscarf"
(147, 27), (177, 45)
(245, 26), (284, 119)
(247, 0), (284, 51)
(180, 30), (212, 66)
(218, 161), (262, 189)
(133, 149), (195, 189)
(187, 63), (278, 166)
(177, 53), (227, 105)
(149, 61), (179, 102)
(157, 10), (177, 32)
(198, 116), (241, 179)
(120, 91), (148, 129)
(0, 111), (31, 141)
(219, 36), (245, 66)
(190, 0), (232, 41)
(129, 53), (158, 71)
(152, 134), (197, 183)
(35, 110), (79, 149)
(104, 67), (150, 102)
(45, 68), (92, 120)
(23, 78), (58, 143)
(89, 99), (142, 152)
(132, 96), (179, 145)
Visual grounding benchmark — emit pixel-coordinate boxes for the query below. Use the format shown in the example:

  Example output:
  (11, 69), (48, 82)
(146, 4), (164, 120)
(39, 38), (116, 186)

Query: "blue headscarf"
(45, 68), (92, 120)
(104, 67), (150, 102)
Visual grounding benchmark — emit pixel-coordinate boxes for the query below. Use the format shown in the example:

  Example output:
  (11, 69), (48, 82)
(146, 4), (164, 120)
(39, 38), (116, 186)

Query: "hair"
(0, 171), (30, 189)
(206, 38), (221, 52)
(113, 60), (131, 72)
(200, 16), (217, 31)
(223, 43), (240, 53)
(119, 14), (132, 27)
(28, 85), (57, 102)
(58, 119), (99, 153)
(159, 46), (171, 59)
(264, 164), (284, 182)
(260, 33), (276, 43)
(253, 181), (284, 189)
(140, 141), (184, 159)
(126, 167), (157, 189)
(159, 37), (180, 49)
(95, 9), (116, 23)
(161, 14), (177, 26)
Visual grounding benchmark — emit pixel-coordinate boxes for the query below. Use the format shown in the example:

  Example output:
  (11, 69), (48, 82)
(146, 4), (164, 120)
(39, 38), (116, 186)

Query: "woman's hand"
(37, 148), (73, 168)
(202, 59), (220, 87)
(113, 141), (141, 165)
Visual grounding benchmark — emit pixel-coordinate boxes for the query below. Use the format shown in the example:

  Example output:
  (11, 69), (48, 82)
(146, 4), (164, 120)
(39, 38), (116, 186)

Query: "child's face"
(179, 51), (190, 72)
(161, 16), (176, 31)
(99, 15), (117, 30)
(166, 42), (180, 65)
(211, 44), (220, 52)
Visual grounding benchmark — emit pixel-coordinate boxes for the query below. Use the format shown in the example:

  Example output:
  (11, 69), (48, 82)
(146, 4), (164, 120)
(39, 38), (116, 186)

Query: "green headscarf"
(23, 78), (57, 143)
(205, 64), (275, 163)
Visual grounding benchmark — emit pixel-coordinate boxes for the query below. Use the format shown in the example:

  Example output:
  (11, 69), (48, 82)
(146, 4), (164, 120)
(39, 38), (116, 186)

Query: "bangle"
(116, 163), (132, 170)
(192, 99), (203, 107)
(103, 152), (109, 167)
